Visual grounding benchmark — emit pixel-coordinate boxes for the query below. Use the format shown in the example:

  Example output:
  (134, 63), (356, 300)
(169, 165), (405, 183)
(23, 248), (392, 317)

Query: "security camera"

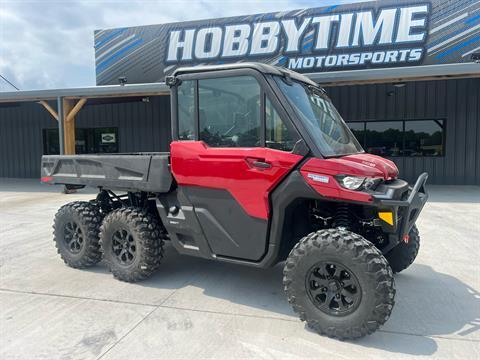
(118, 76), (127, 86)
(471, 53), (480, 63)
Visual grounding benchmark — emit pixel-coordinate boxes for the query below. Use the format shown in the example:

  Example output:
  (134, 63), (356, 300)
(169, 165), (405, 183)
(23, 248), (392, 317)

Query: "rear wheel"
(99, 207), (164, 282)
(283, 229), (395, 340)
(385, 225), (420, 274)
(53, 201), (103, 268)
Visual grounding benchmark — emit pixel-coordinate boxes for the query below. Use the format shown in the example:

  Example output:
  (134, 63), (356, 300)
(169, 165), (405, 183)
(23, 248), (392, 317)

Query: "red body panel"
(302, 153), (398, 179)
(300, 153), (399, 203)
(170, 141), (303, 219)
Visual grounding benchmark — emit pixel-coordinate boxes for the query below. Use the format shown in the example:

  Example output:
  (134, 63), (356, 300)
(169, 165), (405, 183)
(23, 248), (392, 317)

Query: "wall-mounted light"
(393, 82), (406, 88)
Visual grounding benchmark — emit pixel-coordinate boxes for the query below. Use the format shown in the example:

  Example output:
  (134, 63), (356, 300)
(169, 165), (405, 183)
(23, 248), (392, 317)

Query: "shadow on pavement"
(104, 245), (480, 356)
(351, 263), (479, 355)
(0, 179), (96, 194)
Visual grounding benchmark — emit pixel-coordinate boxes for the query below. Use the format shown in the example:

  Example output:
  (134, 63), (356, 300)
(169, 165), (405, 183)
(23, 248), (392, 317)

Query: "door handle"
(252, 160), (272, 169)
(245, 157), (272, 169)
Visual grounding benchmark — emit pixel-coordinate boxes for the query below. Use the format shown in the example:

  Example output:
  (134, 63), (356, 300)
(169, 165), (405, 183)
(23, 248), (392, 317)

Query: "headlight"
(336, 175), (382, 191)
(338, 176), (366, 190)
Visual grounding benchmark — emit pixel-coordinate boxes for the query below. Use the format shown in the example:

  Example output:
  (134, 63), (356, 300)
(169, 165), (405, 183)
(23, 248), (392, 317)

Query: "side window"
(265, 97), (298, 152)
(198, 76), (261, 147)
(177, 80), (195, 140)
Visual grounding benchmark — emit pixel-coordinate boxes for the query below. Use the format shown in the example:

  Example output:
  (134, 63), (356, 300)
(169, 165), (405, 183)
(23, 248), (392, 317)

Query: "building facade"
(0, 0), (479, 184)
(1, 77), (478, 184)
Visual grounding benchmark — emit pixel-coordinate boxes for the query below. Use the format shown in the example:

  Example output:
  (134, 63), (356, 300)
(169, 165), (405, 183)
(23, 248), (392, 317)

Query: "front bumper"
(371, 173), (429, 252)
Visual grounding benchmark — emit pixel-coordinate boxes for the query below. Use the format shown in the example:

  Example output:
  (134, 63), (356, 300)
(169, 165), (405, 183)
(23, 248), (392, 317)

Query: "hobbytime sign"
(166, 4), (429, 71)
(95, 0), (478, 84)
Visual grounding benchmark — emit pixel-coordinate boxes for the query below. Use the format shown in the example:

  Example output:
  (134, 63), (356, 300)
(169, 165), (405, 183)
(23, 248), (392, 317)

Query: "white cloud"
(0, 0), (369, 91)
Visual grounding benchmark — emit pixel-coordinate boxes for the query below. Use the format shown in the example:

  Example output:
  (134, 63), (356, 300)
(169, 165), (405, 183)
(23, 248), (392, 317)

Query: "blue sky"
(0, 0), (369, 91)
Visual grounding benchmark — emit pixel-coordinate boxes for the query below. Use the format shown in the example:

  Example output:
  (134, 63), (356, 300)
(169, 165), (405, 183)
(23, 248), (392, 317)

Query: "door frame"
(170, 67), (302, 149)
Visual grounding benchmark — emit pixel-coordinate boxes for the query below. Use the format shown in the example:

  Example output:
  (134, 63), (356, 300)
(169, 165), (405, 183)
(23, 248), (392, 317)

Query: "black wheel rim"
(306, 261), (362, 316)
(63, 221), (84, 254)
(112, 229), (136, 266)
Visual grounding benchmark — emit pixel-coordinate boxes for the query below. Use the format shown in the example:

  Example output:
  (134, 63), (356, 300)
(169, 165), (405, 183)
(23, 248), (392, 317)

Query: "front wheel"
(283, 229), (395, 340)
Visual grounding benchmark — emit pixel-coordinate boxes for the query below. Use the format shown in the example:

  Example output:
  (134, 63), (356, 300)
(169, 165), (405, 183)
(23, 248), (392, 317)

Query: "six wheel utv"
(43, 63), (428, 339)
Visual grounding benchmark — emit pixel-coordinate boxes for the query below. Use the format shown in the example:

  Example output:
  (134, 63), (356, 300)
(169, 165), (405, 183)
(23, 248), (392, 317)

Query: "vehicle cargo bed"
(41, 153), (172, 193)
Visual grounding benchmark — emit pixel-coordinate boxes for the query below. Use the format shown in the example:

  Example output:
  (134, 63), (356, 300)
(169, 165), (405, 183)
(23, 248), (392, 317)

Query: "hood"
(302, 153), (398, 180)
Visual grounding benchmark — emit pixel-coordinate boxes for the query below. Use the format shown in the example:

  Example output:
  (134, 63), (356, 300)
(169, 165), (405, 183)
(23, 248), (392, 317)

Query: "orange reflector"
(378, 211), (394, 225)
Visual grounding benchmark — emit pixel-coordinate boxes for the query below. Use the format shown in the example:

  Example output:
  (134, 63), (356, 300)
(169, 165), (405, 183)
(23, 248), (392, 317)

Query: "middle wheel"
(99, 207), (164, 282)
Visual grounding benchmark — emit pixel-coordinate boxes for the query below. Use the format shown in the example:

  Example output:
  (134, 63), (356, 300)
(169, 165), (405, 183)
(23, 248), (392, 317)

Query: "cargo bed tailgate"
(41, 153), (172, 193)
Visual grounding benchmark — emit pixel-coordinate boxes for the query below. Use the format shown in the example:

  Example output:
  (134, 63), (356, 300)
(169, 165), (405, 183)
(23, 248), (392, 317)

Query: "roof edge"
(173, 62), (318, 86)
(0, 82), (169, 103)
(308, 62), (480, 85)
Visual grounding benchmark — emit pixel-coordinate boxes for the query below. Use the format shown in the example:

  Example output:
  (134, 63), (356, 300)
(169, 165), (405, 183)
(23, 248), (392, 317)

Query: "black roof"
(173, 62), (318, 86)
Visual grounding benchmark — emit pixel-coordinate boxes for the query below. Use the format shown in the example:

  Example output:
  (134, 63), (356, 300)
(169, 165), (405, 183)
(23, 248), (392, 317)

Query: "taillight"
(41, 176), (53, 183)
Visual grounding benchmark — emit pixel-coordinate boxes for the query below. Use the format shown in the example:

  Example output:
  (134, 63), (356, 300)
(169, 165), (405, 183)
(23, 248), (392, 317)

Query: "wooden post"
(62, 98), (87, 155)
(38, 100), (59, 121)
(63, 99), (75, 155)
(66, 98), (87, 122)
(62, 98), (88, 155)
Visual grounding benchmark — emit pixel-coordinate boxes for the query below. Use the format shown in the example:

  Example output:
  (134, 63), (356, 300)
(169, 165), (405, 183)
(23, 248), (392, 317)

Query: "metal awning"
(0, 82), (169, 103)
(1, 62), (479, 102)
(308, 63), (480, 86)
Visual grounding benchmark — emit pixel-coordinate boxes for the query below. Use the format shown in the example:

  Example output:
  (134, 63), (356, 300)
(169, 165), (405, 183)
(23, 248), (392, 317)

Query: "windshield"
(276, 78), (363, 157)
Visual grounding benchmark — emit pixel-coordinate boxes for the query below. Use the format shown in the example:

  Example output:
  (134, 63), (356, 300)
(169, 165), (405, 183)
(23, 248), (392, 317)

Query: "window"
(43, 129), (60, 155)
(265, 97), (298, 152)
(198, 76), (261, 147)
(276, 78), (363, 157)
(92, 127), (119, 153)
(42, 127), (119, 155)
(348, 122), (365, 147)
(347, 120), (445, 157)
(177, 80), (195, 140)
(366, 121), (403, 157)
(405, 120), (444, 156)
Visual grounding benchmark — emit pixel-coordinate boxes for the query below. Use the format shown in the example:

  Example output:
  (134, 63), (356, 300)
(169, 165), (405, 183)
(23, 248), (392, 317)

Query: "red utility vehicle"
(41, 63), (428, 339)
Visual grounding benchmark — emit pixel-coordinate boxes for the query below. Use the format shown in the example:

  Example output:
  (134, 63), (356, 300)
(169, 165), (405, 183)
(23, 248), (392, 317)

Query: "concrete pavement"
(0, 178), (479, 359)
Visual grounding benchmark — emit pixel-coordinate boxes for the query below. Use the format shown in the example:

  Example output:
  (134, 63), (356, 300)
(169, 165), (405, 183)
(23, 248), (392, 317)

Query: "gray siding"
(0, 96), (171, 178)
(0, 79), (478, 184)
(0, 102), (54, 178)
(327, 78), (480, 185)
(75, 96), (171, 153)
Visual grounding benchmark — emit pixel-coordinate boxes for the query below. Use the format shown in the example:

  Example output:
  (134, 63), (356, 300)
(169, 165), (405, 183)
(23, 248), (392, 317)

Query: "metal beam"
(57, 97), (65, 155)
